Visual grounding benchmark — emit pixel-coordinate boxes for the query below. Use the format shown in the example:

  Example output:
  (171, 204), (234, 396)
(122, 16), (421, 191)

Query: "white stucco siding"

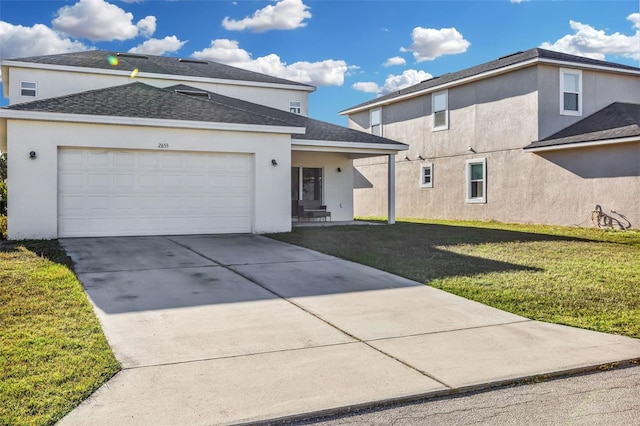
(291, 151), (354, 221)
(6, 119), (291, 239)
(6, 67), (310, 115)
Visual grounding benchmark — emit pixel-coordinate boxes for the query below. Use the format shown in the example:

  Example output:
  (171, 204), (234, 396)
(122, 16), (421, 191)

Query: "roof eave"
(340, 56), (640, 116)
(292, 138), (408, 154)
(523, 135), (640, 152)
(1, 60), (316, 92)
(0, 109), (307, 134)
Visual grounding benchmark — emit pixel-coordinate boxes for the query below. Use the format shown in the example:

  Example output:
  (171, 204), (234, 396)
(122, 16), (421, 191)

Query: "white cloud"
(352, 82), (379, 93)
(540, 16), (640, 60)
(353, 69), (432, 96)
(384, 56), (406, 67)
(510, 0), (528, 3)
(192, 39), (252, 63)
(136, 16), (156, 38)
(222, 0), (311, 32)
(129, 35), (186, 55)
(52, 0), (155, 41)
(192, 39), (349, 86)
(0, 21), (89, 60)
(400, 26), (470, 62)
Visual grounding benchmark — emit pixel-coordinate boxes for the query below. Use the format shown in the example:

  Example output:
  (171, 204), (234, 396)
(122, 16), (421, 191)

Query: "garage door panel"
(58, 149), (253, 237)
(87, 151), (110, 167)
(113, 152), (135, 167)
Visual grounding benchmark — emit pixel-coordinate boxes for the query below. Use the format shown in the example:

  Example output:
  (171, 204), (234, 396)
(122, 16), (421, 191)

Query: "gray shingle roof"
(6, 50), (314, 89)
(4, 82), (299, 127)
(342, 48), (640, 113)
(3, 82), (407, 147)
(524, 102), (640, 149)
(166, 84), (406, 146)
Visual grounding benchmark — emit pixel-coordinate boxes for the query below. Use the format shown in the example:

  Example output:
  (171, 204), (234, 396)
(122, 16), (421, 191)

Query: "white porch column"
(387, 154), (396, 224)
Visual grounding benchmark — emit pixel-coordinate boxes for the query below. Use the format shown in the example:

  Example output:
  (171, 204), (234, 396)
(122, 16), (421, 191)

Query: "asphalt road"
(295, 364), (640, 425)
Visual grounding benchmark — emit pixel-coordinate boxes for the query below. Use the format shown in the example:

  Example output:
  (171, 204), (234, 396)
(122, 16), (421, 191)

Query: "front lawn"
(269, 219), (640, 339)
(0, 240), (120, 426)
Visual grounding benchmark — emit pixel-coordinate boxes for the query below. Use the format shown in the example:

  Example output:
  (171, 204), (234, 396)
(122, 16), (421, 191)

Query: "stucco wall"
(291, 151), (354, 221)
(350, 64), (640, 229)
(354, 144), (640, 228)
(537, 65), (640, 139)
(7, 67), (310, 115)
(6, 119), (292, 239)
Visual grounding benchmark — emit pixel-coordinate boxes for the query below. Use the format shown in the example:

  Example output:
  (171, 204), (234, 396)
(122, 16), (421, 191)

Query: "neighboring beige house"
(341, 48), (640, 229)
(0, 50), (406, 239)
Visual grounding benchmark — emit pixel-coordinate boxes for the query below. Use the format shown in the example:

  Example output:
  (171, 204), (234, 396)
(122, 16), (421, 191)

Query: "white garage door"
(58, 149), (252, 237)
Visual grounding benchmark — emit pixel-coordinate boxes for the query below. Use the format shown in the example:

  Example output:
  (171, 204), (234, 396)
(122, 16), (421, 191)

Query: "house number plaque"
(158, 143), (169, 149)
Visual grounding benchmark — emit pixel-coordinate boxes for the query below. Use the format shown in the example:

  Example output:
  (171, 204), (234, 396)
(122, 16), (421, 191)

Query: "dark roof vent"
(498, 51), (524, 61)
(116, 52), (149, 59)
(179, 58), (208, 64)
(175, 89), (210, 99)
(421, 75), (441, 84)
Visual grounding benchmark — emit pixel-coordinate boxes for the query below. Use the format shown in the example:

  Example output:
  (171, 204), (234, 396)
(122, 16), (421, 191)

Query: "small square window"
(466, 158), (486, 203)
(289, 100), (301, 114)
(420, 163), (433, 188)
(20, 81), (37, 97)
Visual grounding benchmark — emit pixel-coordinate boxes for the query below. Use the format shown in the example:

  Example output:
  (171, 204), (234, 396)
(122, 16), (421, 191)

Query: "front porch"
(290, 148), (400, 225)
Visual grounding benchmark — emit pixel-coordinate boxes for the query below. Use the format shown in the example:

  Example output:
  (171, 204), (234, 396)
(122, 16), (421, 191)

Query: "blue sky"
(1, 0), (639, 124)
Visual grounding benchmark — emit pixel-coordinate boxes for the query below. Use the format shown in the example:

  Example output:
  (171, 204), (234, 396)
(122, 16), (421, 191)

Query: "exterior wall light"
(417, 155), (425, 160)
(337, 167), (342, 172)
(29, 151), (37, 159)
(404, 155), (410, 161)
(271, 159), (278, 166)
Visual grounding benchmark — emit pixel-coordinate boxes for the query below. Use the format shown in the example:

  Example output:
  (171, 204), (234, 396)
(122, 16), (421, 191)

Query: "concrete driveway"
(59, 235), (640, 425)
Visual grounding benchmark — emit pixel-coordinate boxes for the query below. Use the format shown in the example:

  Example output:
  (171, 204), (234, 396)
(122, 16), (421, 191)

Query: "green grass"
(269, 219), (640, 339)
(0, 240), (120, 426)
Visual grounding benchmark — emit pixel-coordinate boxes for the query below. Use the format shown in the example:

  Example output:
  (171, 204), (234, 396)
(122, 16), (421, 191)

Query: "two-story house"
(0, 50), (406, 239)
(341, 48), (640, 229)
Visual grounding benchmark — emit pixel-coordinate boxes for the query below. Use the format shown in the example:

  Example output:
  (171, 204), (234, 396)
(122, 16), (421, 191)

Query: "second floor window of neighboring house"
(420, 163), (433, 188)
(370, 108), (382, 136)
(290, 101), (302, 114)
(560, 69), (582, 116)
(20, 81), (37, 97)
(432, 90), (448, 131)
(466, 158), (487, 203)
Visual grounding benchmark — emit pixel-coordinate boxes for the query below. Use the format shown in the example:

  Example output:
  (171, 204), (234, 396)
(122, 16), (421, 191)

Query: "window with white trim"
(466, 158), (486, 203)
(370, 108), (382, 136)
(560, 69), (582, 116)
(420, 163), (433, 188)
(432, 90), (448, 131)
(20, 81), (37, 97)
(289, 100), (301, 114)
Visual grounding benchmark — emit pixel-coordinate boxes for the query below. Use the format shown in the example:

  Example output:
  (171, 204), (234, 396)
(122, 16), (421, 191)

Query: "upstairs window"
(289, 101), (301, 114)
(432, 90), (448, 131)
(370, 108), (382, 136)
(20, 81), (37, 97)
(560, 69), (582, 116)
(420, 163), (433, 188)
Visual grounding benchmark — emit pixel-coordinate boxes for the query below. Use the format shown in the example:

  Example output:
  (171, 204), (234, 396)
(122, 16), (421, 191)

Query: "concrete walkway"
(58, 235), (640, 425)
